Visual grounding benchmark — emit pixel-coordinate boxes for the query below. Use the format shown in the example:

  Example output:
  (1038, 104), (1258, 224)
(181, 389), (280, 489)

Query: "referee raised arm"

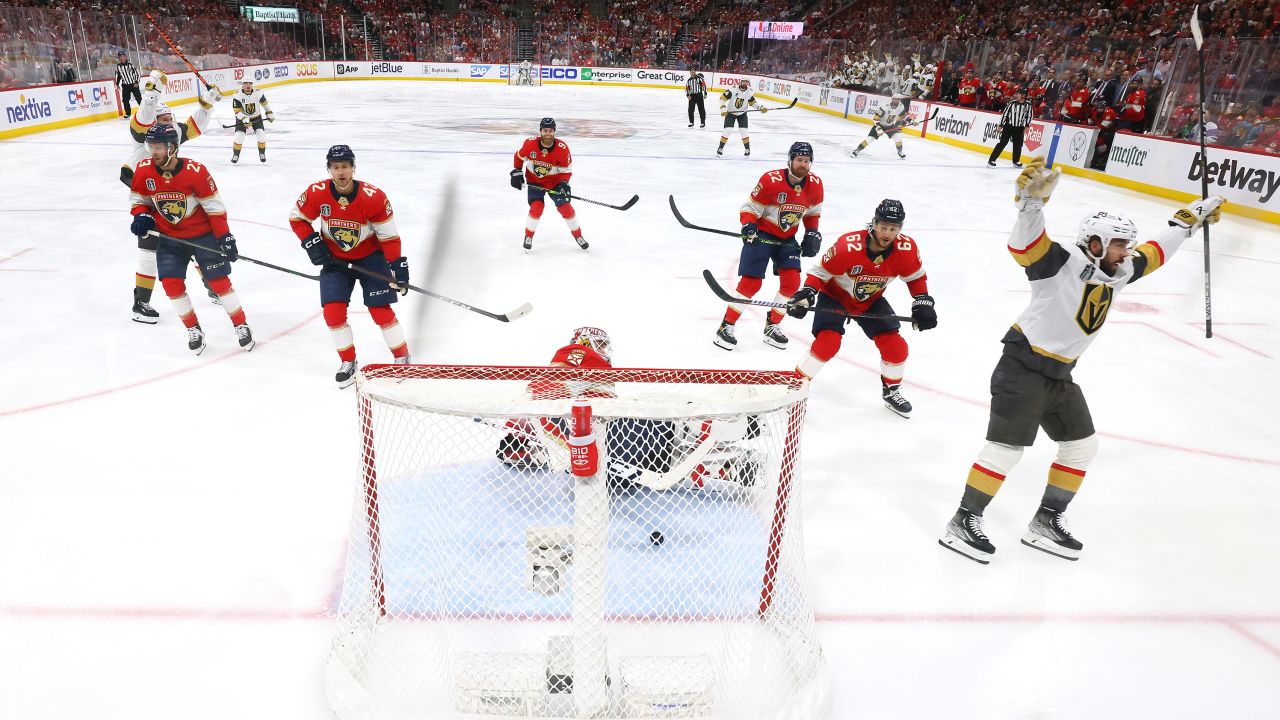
(114, 50), (141, 119)
(685, 67), (708, 128)
(988, 86), (1033, 167)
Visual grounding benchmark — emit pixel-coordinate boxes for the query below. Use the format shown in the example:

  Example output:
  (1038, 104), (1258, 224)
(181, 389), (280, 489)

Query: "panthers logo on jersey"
(1075, 283), (1114, 335)
(531, 162), (552, 178)
(854, 279), (887, 302)
(154, 191), (187, 224)
(327, 218), (361, 251)
(777, 203), (806, 233)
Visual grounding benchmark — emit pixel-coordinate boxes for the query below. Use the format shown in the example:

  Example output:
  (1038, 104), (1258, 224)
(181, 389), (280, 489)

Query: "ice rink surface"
(2, 81), (1278, 718)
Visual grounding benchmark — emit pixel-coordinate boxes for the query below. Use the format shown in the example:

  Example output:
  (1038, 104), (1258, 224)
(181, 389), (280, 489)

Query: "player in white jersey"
(850, 94), (911, 159)
(231, 80), (274, 163)
(939, 157), (1225, 565)
(515, 59), (535, 85)
(119, 69), (223, 323)
(717, 79), (767, 157)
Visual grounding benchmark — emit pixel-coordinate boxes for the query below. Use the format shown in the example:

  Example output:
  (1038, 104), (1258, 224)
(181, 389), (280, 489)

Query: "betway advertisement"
(1104, 133), (1280, 213)
(0, 79), (118, 137)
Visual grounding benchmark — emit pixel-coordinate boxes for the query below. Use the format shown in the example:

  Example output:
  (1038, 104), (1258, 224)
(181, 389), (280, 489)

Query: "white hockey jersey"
(1002, 205), (1192, 378)
(119, 87), (217, 184)
(720, 86), (759, 115)
(874, 100), (909, 128)
(232, 88), (271, 121)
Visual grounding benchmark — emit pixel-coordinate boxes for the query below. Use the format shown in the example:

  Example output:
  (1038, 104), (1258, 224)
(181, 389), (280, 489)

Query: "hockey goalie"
(496, 327), (763, 490)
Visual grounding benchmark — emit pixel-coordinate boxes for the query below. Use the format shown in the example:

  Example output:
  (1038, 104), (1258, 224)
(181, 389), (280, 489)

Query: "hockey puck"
(649, 530), (665, 546)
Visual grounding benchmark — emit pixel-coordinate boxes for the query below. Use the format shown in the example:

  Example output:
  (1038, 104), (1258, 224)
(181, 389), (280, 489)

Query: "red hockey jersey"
(526, 343), (615, 401)
(740, 169), (823, 241)
(957, 77), (981, 106)
(514, 137), (573, 190)
(288, 180), (401, 262)
(803, 229), (928, 315)
(129, 158), (229, 239)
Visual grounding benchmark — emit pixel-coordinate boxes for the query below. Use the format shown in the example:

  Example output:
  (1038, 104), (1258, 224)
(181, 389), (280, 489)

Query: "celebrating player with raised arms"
(120, 70), (223, 324)
(851, 94), (911, 159)
(230, 79), (274, 164)
(128, 124), (253, 355)
(714, 141), (822, 352)
(510, 118), (587, 253)
(717, 78), (766, 157)
(939, 158), (1225, 565)
(289, 145), (411, 388)
(786, 199), (936, 418)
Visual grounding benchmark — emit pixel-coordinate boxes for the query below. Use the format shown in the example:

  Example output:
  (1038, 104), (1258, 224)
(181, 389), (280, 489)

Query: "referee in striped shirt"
(685, 67), (708, 128)
(988, 86), (1033, 167)
(114, 51), (141, 118)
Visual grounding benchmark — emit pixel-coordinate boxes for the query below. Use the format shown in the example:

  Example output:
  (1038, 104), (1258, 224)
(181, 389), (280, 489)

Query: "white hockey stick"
(632, 420), (732, 491)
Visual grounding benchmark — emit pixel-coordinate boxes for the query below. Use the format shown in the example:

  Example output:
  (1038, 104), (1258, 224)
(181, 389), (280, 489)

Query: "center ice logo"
(154, 192), (187, 224)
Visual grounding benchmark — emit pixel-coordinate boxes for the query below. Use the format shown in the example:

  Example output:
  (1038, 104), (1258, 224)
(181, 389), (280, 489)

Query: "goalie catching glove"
(1168, 196), (1225, 232)
(1013, 156), (1062, 211)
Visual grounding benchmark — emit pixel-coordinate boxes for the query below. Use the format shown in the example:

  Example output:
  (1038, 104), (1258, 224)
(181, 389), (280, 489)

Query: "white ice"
(1, 81), (1278, 719)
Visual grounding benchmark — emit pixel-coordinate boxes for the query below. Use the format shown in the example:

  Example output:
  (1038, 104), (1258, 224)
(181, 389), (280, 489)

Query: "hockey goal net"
(508, 61), (542, 86)
(326, 364), (828, 720)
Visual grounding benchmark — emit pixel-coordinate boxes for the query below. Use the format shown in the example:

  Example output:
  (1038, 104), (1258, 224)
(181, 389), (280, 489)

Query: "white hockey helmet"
(154, 103), (174, 122)
(571, 326), (612, 362)
(1076, 210), (1137, 262)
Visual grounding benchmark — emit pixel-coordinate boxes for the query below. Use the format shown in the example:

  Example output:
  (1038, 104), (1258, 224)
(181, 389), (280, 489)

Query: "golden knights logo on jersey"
(328, 218), (361, 251)
(154, 191), (187, 224)
(778, 203), (806, 233)
(1075, 283), (1114, 335)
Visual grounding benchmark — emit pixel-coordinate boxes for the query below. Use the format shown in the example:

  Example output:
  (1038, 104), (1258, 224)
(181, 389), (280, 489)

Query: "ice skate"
(523, 236), (533, 254)
(939, 508), (995, 564)
(336, 360), (357, 389)
(132, 300), (159, 324)
(882, 381), (912, 418)
(713, 321), (737, 351)
(762, 322), (788, 349)
(187, 324), (206, 355)
(1021, 506), (1083, 560)
(234, 323), (254, 351)
(574, 235), (589, 251)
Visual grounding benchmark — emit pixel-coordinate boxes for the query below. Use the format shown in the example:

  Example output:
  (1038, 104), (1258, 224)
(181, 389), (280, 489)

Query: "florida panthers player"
(289, 145), (411, 388)
(120, 70), (223, 324)
(511, 118), (587, 253)
(717, 78), (767, 157)
(714, 141), (822, 351)
(785, 199), (937, 417)
(230, 79), (274, 163)
(850, 94), (912, 158)
(939, 158), (1224, 564)
(128, 124), (253, 355)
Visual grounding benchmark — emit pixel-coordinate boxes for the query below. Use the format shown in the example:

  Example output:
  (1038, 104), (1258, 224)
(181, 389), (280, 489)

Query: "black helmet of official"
(144, 123), (180, 152)
(873, 198), (906, 225)
(326, 144), (356, 166)
(540, 117), (556, 130)
(788, 141), (814, 162)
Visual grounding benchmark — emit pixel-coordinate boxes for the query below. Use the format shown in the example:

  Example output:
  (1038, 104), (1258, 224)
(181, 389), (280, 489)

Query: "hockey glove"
(787, 286), (817, 319)
(1169, 195), (1225, 231)
(720, 110), (728, 117)
(200, 86), (222, 104)
(554, 181), (572, 197)
(143, 70), (167, 92)
(509, 168), (524, 191)
(130, 213), (156, 237)
(302, 231), (332, 266)
(1013, 156), (1061, 210)
(219, 233), (239, 262)
(740, 222), (758, 244)
(391, 256), (410, 295)
(759, 106), (769, 113)
(266, 113), (275, 123)
(911, 294), (937, 331)
(801, 229), (822, 257)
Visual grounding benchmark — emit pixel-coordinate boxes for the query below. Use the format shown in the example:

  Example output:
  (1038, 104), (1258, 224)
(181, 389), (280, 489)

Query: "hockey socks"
(206, 276), (246, 327)
(722, 276), (763, 325)
(324, 302), (357, 362)
(368, 305), (409, 359)
(162, 277), (199, 329)
(525, 199), (544, 241)
(1041, 435), (1097, 512)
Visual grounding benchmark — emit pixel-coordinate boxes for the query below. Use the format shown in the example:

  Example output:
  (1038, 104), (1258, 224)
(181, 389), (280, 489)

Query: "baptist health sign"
(747, 21), (804, 40)
(243, 6), (300, 23)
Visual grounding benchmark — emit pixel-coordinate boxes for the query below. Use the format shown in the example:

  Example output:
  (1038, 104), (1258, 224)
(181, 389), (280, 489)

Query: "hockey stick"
(342, 263), (533, 323)
(146, 232), (320, 281)
(144, 13), (215, 91)
(702, 269), (914, 324)
(633, 420), (732, 491)
(548, 189), (639, 211)
(668, 195), (742, 238)
(744, 98), (799, 113)
(220, 117), (275, 129)
(905, 107), (940, 126)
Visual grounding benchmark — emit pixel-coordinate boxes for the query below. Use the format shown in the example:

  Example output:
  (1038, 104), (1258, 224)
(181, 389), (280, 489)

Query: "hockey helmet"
(788, 141), (814, 162)
(571, 326), (612, 363)
(154, 102), (174, 120)
(326, 144), (356, 166)
(873, 198), (906, 226)
(738, 78), (749, 89)
(144, 123), (180, 156)
(539, 117), (556, 130)
(1076, 210), (1137, 263)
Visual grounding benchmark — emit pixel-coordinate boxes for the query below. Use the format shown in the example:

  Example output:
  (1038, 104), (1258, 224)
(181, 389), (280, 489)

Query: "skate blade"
(132, 314), (159, 324)
(938, 536), (991, 564)
(241, 340), (256, 352)
(712, 338), (736, 351)
(883, 402), (911, 419)
(337, 377), (356, 390)
(762, 337), (788, 350)
(192, 343), (206, 356)
(1020, 533), (1080, 561)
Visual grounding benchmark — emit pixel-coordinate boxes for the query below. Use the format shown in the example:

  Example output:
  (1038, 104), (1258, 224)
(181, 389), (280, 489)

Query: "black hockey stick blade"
(549, 189), (638, 211)
(343, 262), (532, 322)
(669, 195), (741, 238)
(147, 231), (319, 281)
(745, 97), (799, 113)
(702, 269), (914, 324)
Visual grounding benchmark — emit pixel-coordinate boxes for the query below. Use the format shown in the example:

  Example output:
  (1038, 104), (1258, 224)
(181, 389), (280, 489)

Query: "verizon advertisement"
(1104, 133), (1280, 213)
(924, 104), (1093, 167)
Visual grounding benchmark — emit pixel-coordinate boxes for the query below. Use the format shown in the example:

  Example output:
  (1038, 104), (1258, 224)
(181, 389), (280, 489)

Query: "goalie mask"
(571, 327), (612, 363)
(1076, 210), (1137, 263)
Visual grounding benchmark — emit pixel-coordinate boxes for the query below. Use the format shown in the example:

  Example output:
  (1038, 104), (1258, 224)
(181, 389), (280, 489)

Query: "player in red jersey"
(288, 144), (410, 388)
(510, 117), (587, 253)
(785, 199), (937, 418)
(957, 65), (980, 108)
(128, 124), (253, 355)
(714, 141), (823, 352)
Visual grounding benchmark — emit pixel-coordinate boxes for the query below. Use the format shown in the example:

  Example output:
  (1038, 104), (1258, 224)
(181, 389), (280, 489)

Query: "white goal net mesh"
(508, 62), (542, 85)
(326, 365), (828, 720)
